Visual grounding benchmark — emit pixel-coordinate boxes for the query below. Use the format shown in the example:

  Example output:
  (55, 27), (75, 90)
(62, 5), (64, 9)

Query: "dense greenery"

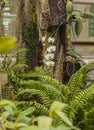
(0, 1), (94, 130)
(0, 99), (79, 130)
(3, 57), (93, 130)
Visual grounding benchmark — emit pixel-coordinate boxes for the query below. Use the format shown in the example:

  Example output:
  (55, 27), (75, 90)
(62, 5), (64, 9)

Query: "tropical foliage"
(0, 1), (94, 130)
(2, 56), (93, 130)
(0, 100), (79, 130)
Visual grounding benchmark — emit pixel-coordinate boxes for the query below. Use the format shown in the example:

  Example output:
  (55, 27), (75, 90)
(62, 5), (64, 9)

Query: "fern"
(33, 101), (49, 115)
(9, 62), (94, 129)
(52, 118), (64, 127)
(16, 101), (49, 115)
(67, 62), (94, 100)
(86, 107), (94, 119)
(78, 107), (94, 130)
(67, 84), (94, 120)
(19, 73), (67, 94)
(16, 79), (65, 102)
(16, 101), (34, 110)
(16, 89), (53, 107)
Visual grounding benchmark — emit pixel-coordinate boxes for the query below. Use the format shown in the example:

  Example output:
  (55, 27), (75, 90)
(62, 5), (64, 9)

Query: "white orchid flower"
(44, 53), (55, 60)
(45, 61), (55, 67)
(42, 36), (46, 43)
(84, 60), (89, 64)
(47, 46), (56, 53)
(48, 37), (55, 43)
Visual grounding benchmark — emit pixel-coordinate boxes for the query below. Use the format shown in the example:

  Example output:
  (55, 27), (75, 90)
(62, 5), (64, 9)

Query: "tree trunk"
(48, 0), (66, 82)
(16, 0), (39, 70)
(0, 10), (4, 36)
(53, 24), (66, 82)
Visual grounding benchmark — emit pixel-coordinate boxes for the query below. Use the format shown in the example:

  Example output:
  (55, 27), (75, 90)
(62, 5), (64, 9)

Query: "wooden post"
(48, 0), (66, 82)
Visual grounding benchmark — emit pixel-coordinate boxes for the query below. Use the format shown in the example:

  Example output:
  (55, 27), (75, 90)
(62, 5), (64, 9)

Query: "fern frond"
(16, 101), (49, 115)
(67, 84), (94, 120)
(16, 89), (53, 107)
(85, 107), (94, 119)
(16, 79), (65, 102)
(19, 73), (67, 94)
(77, 107), (94, 130)
(52, 118), (64, 127)
(33, 66), (48, 75)
(16, 101), (34, 110)
(67, 62), (94, 100)
(33, 101), (49, 115)
(11, 64), (28, 72)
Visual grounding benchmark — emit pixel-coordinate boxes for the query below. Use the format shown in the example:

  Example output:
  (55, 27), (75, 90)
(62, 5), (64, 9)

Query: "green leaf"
(5, 122), (28, 129)
(20, 126), (48, 130)
(55, 110), (73, 127)
(0, 100), (15, 108)
(49, 101), (67, 117)
(51, 125), (80, 130)
(22, 107), (36, 116)
(38, 116), (52, 128)
(0, 36), (17, 53)
(15, 123), (28, 128)
(1, 111), (10, 119)
(16, 107), (36, 122)
(50, 125), (71, 130)
(21, 116), (31, 124)
(66, 1), (73, 14)
(75, 17), (83, 37)
(4, 106), (14, 115)
(79, 11), (94, 19)
(4, 122), (16, 129)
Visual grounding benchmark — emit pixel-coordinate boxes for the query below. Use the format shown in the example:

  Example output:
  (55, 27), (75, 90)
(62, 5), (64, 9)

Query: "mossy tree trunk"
(0, 9), (4, 36)
(16, 0), (39, 70)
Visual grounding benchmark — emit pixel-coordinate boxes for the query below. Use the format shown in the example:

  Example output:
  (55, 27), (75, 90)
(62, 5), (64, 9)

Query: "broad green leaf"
(4, 122), (28, 129)
(20, 126), (48, 130)
(49, 101), (67, 117)
(15, 123), (28, 128)
(4, 106), (14, 115)
(51, 125), (80, 130)
(21, 116), (31, 124)
(75, 17), (83, 37)
(38, 116), (52, 128)
(79, 11), (94, 19)
(55, 110), (73, 127)
(16, 107), (36, 122)
(1, 111), (10, 119)
(21, 107), (36, 116)
(50, 125), (71, 130)
(4, 122), (16, 129)
(55, 125), (70, 130)
(0, 36), (17, 53)
(0, 100), (15, 108)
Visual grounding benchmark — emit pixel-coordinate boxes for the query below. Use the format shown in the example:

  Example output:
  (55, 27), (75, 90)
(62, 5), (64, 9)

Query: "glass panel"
(72, 4), (94, 42)
(89, 5), (94, 38)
